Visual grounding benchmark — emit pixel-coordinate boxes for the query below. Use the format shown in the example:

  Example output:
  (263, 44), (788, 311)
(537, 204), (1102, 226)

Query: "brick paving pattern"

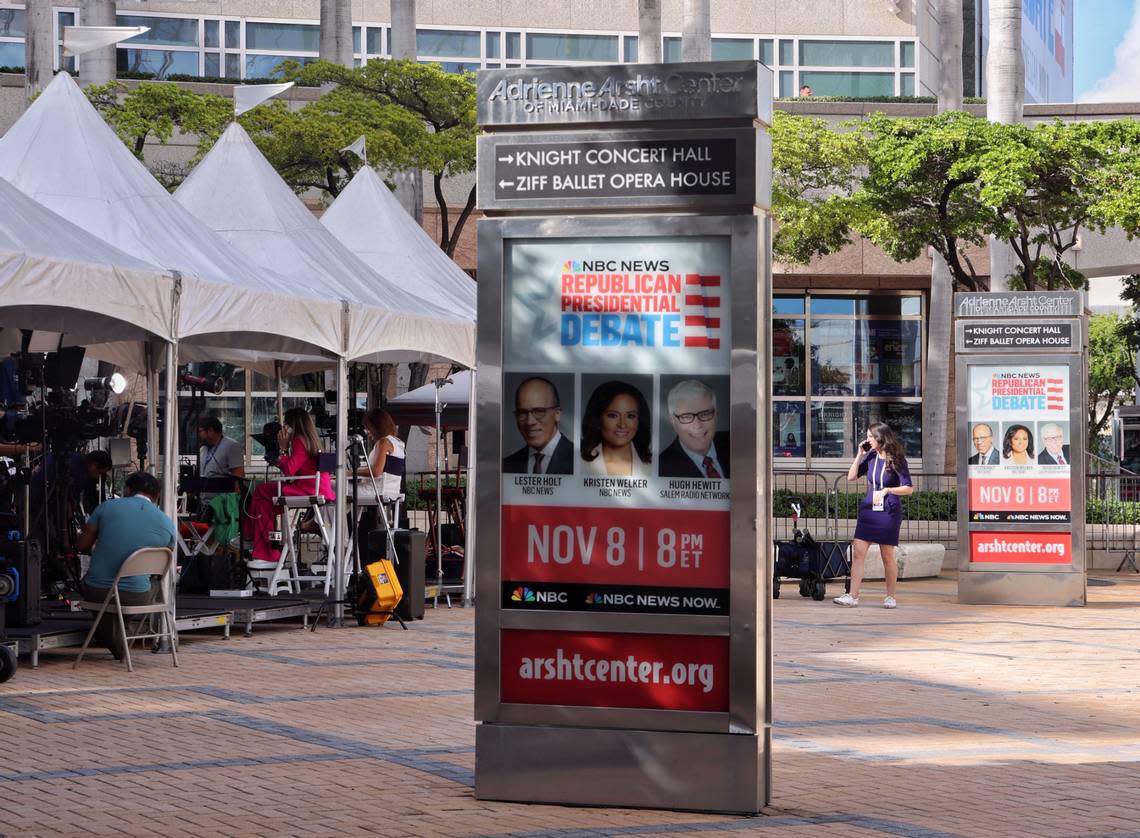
(2, 572), (1139, 837)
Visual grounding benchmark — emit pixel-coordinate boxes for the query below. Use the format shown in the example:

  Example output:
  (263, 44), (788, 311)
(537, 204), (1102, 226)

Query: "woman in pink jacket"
(245, 407), (335, 562)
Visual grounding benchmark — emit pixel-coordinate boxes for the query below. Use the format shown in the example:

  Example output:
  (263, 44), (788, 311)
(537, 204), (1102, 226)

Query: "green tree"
(238, 86), (419, 197)
(85, 81), (232, 190)
(1088, 312), (1137, 439)
(284, 58), (478, 258)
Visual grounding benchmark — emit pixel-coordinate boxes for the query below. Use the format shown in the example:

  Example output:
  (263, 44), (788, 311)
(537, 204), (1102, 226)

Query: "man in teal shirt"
(77, 472), (176, 659)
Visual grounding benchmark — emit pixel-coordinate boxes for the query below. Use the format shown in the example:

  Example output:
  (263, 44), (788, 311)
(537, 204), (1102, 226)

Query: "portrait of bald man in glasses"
(659, 378), (731, 479)
(503, 376), (575, 475)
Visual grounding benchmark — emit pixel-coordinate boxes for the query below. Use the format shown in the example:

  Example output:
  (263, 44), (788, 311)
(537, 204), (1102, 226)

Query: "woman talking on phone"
(833, 422), (914, 609)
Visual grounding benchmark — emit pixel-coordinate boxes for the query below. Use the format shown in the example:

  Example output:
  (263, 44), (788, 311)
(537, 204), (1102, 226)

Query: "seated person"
(196, 416), (245, 498)
(244, 407), (336, 562)
(353, 408), (405, 503)
(76, 471), (176, 660)
(30, 449), (112, 517)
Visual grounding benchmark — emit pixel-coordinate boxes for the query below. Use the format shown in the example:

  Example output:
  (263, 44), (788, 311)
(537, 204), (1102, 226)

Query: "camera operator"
(76, 471), (175, 660)
(197, 417), (244, 497)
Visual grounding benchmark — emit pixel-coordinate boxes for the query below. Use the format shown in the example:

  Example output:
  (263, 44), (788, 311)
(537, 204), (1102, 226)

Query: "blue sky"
(1075, 0), (1134, 99)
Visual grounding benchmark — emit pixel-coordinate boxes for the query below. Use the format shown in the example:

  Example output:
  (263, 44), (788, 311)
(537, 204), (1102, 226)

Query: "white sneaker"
(883, 596), (897, 609)
(833, 593), (859, 607)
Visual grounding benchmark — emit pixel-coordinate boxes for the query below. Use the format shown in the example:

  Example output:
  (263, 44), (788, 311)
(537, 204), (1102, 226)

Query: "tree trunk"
(681, 0), (711, 62)
(319, 0), (354, 67)
(78, 0), (116, 88)
(390, 0), (423, 224)
(986, 0), (1023, 291)
(24, 0), (54, 100)
(937, 0), (963, 111)
(638, 0), (662, 63)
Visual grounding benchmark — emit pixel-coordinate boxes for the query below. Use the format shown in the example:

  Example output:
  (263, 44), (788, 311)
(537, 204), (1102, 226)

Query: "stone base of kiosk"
(861, 543), (945, 580)
(476, 724), (767, 813)
(959, 571), (1086, 606)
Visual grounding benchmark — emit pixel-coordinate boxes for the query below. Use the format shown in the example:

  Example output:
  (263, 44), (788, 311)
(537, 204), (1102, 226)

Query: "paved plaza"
(2, 572), (1139, 838)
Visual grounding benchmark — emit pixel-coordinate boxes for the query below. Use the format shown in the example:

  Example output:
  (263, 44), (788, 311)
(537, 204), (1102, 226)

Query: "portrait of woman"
(580, 380), (653, 477)
(1002, 424), (1035, 465)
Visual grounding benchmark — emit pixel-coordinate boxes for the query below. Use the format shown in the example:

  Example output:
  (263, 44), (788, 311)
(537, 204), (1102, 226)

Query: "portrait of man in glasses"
(968, 422), (999, 465)
(502, 376), (575, 475)
(658, 378), (731, 479)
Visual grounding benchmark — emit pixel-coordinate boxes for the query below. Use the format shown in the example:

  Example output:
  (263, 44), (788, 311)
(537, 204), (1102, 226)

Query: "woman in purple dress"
(833, 422), (913, 609)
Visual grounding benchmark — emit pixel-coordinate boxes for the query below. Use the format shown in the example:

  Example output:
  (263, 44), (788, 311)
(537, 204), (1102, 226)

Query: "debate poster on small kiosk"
(501, 236), (732, 616)
(966, 364), (1072, 524)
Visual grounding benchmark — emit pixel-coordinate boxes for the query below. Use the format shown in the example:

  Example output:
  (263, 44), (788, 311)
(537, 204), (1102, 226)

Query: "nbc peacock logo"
(562, 260), (584, 273)
(584, 593), (598, 604)
(511, 587), (536, 603)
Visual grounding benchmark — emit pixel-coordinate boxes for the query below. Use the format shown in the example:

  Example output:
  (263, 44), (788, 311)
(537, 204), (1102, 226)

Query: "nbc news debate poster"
(500, 237), (732, 616)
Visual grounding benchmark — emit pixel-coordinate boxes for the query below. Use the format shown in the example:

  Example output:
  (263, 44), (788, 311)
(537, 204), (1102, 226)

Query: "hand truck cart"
(772, 497), (852, 601)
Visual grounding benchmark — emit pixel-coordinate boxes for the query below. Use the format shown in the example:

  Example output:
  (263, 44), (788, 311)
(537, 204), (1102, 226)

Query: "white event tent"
(174, 123), (475, 368)
(0, 73), (345, 368)
(321, 166), (477, 321)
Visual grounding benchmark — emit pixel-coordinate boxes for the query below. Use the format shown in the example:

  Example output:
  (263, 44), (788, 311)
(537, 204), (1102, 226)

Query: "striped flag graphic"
(683, 274), (722, 349)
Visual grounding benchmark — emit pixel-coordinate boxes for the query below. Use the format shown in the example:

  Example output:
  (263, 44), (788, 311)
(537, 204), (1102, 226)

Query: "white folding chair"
(75, 547), (178, 672)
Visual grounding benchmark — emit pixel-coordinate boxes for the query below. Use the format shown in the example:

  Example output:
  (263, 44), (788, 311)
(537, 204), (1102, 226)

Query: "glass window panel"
(367, 27), (382, 55)
(623, 35), (638, 63)
(774, 403), (806, 458)
(59, 11), (76, 28)
(773, 296), (805, 315)
(527, 32), (617, 62)
(712, 37), (754, 60)
(664, 36), (681, 63)
(418, 28), (481, 58)
(778, 39), (794, 65)
(854, 320), (922, 397)
(798, 70), (895, 97)
(421, 60), (480, 74)
(505, 62), (521, 68)
(245, 53), (312, 79)
(810, 296), (855, 315)
(773, 320), (805, 396)
(799, 39), (894, 67)
(204, 19), (219, 49)
(246, 21), (319, 52)
(811, 401), (855, 459)
(855, 296), (922, 316)
(486, 31), (500, 58)
(354, 26), (361, 53)
(204, 52), (220, 77)
(900, 40), (915, 68)
(58, 49), (75, 73)
(900, 72), (914, 96)
(225, 20), (240, 50)
(178, 396), (246, 456)
(225, 53), (241, 78)
(854, 402), (922, 457)
(117, 48), (199, 78)
(0, 41), (22, 67)
(485, 61), (501, 69)
(117, 15), (199, 47)
(505, 31), (521, 59)
(759, 39), (773, 66)
(0, 8), (23, 37)
(810, 319), (855, 396)
(778, 71), (794, 98)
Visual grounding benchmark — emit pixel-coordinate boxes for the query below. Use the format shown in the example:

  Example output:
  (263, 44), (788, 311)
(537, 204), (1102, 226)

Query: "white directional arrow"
(498, 179), (514, 189)
(498, 154), (514, 164)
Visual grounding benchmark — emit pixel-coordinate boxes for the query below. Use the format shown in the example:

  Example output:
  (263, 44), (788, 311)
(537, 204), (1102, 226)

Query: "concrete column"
(78, 0), (116, 88)
(637, 0), (662, 63)
(681, 0), (711, 62)
(390, 0), (424, 223)
(24, 0), (54, 100)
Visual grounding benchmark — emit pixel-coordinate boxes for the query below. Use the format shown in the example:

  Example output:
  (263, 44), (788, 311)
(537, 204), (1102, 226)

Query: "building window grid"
(12, 9), (918, 93)
(772, 290), (925, 468)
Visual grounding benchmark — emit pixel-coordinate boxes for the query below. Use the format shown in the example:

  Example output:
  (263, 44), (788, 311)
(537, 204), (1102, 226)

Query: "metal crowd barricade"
(771, 471), (832, 542)
(829, 472), (959, 550)
(1085, 472), (1140, 572)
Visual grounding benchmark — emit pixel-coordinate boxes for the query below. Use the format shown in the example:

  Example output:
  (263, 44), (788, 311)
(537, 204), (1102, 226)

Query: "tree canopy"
(772, 110), (1140, 291)
(1088, 312), (1137, 441)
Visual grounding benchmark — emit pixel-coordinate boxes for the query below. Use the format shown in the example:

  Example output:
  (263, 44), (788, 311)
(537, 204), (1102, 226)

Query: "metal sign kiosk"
(955, 291), (1087, 606)
(474, 61), (773, 813)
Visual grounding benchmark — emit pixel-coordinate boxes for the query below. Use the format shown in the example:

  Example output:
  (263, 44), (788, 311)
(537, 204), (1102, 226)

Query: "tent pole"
(463, 369), (476, 606)
(274, 360), (284, 421)
(146, 343), (158, 475)
(163, 274), (182, 624)
(333, 354), (349, 626)
(434, 380), (444, 608)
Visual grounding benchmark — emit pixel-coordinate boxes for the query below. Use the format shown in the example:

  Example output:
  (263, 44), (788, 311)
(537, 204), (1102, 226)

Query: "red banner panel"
(968, 478), (1071, 511)
(501, 505), (729, 587)
(500, 629), (729, 711)
(969, 531), (1072, 564)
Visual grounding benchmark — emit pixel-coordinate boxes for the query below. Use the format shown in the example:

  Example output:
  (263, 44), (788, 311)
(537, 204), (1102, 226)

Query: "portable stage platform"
(176, 596), (309, 637)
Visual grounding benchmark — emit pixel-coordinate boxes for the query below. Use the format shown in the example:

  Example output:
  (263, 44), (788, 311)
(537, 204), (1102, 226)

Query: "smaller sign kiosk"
(955, 291), (1087, 606)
